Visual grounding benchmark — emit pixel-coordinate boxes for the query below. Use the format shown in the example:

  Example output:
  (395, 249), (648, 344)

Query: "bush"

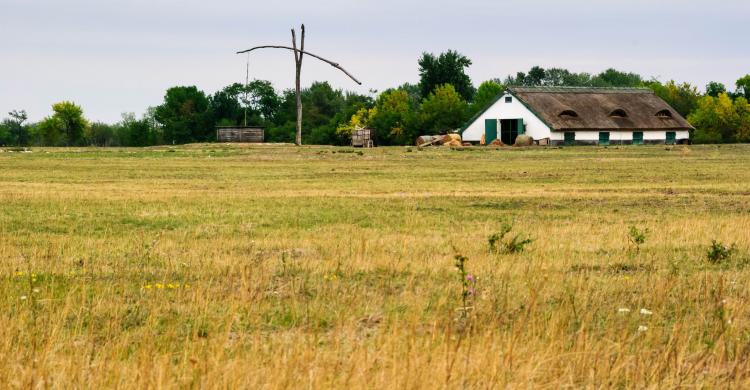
(706, 240), (735, 263)
(488, 223), (533, 254)
(628, 225), (648, 251)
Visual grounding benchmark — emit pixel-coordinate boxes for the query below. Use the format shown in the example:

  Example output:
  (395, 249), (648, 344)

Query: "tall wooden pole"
(237, 26), (361, 146)
(292, 25), (305, 146)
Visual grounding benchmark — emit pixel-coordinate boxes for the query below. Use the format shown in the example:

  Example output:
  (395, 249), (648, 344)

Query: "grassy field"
(1, 143), (749, 388)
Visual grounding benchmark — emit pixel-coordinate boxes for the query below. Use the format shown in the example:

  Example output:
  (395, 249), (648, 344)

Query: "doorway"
(500, 119), (524, 145)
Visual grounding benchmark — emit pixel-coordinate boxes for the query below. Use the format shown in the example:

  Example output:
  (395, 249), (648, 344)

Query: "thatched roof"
(509, 87), (693, 131)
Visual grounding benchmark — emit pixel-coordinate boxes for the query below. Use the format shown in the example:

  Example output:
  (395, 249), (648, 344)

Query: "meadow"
(1, 143), (749, 388)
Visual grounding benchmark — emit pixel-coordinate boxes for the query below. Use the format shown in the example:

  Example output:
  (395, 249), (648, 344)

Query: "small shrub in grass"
(706, 240), (736, 264)
(488, 222), (533, 254)
(628, 225), (648, 252)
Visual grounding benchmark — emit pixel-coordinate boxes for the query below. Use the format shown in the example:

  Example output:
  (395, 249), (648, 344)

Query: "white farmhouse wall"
(462, 92), (551, 142)
(558, 130), (690, 142)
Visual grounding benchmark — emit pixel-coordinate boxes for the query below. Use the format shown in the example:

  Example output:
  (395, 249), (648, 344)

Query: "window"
(609, 109), (628, 118)
(505, 96), (512, 103)
(656, 109), (673, 118)
(632, 131), (644, 145)
(559, 110), (579, 118)
(666, 131), (676, 144)
(564, 132), (576, 146)
(599, 132), (610, 145)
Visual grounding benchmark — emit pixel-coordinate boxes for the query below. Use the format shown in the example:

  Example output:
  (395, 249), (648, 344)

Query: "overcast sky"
(1, 0), (748, 123)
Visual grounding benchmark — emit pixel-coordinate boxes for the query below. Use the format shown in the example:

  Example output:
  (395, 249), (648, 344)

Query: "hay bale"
(442, 134), (462, 143)
(489, 139), (504, 146)
(445, 139), (462, 147)
(514, 134), (533, 147)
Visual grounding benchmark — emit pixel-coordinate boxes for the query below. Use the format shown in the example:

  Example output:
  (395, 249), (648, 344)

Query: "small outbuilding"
(461, 87), (693, 146)
(351, 128), (375, 147)
(216, 126), (264, 143)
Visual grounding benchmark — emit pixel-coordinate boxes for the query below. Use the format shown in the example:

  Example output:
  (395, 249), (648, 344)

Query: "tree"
(35, 102), (89, 146)
(369, 89), (416, 145)
(418, 84), (468, 135)
(418, 50), (475, 101)
(0, 122), (10, 146)
(736, 75), (750, 100)
(688, 93), (743, 143)
(470, 80), (504, 116)
(706, 81), (727, 97)
(591, 68), (643, 87)
(2, 110), (29, 146)
(86, 122), (116, 146)
(154, 86), (211, 144)
(645, 80), (700, 117)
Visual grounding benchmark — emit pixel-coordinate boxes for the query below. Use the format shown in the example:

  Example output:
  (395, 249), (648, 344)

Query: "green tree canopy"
(369, 88), (416, 145)
(418, 50), (475, 101)
(736, 75), (750, 100)
(706, 81), (727, 97)
(154, 86), (211, 144)
(35, 101), (89, 146)
(418, 84), (468, 135)
(645, 80), (700, 117)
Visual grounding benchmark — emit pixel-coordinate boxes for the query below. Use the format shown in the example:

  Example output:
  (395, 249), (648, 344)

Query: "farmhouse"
(461, 87), (693, 146)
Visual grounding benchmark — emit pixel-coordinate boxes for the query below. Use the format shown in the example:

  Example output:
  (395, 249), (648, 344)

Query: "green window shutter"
(666, 131), (676, 144)
(484, 119), (498, 143)
(633, 131), (644, 145)
(564, 132), (575, 146)
(599, 132), (610, 145)
(517, 119), (525, 135)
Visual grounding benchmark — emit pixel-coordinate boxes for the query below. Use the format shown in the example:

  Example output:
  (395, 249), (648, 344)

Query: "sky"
(1, 0), (748, 123)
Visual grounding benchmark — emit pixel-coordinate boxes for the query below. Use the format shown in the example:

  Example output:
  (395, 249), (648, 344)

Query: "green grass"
(0, 143), (749, 388)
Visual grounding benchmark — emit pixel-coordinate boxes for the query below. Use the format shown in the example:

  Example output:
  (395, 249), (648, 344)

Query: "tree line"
(1, 51), (748, 146)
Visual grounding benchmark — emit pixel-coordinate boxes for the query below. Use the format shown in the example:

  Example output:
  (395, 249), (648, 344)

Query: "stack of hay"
(441, 134), (462, 147)
(415, 134), (463, 147)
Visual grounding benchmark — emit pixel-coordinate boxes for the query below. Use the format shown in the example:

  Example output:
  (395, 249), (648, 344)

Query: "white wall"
(559, 130), (690, 142)
(462, 92), (551, 142)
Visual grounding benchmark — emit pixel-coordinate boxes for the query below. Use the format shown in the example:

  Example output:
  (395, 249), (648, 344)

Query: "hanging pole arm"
(236, 45), (362, 85)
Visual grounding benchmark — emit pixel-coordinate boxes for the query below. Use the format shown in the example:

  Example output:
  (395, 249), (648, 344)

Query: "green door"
(599, 132), (610, 145)
(484, 119), (497, 144)
(564, 132), (575, 146)
(633, 131), (644, 145)
(517, 119), (525, 135)
(666, 131), (676, 144)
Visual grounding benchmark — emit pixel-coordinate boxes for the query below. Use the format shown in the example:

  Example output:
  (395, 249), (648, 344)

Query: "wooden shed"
(216, 126), (264, 143)
(351, 128), (374, 147)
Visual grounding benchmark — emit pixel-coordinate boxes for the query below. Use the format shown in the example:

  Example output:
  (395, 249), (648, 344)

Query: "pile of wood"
(415, 134), (463, 147)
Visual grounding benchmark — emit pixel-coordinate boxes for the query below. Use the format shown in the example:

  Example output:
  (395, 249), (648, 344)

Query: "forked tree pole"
(237, 25), (361, 146)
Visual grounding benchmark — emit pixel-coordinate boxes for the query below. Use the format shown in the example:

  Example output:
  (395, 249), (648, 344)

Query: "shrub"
(488, 223), (533, 254)
(628, 225), (648, 251)
(706, 240), (736, 263)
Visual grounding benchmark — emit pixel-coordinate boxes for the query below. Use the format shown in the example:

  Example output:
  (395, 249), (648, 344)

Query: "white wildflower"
(638, 325), (648, 332)
(618, 308), (630, 313)
(640, 308), (653, 316)
(20, 295), (28, 300)
(32, 288), (40, 293)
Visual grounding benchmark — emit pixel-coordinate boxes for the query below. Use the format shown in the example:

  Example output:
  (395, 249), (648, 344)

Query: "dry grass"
(1, 143), (749, 388)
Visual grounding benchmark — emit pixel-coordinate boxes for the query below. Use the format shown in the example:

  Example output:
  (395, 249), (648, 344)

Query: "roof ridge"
(509, 86), (653, 93)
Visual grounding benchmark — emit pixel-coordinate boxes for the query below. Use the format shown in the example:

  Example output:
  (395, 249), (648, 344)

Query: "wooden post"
(292, 25), (305, 146)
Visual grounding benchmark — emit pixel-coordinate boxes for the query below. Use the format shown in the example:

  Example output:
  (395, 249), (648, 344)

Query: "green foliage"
(369, 89), (416, 145)
(627, 226), (648, 251)
(736, 75), (750, 100)
(418, 84), (468, 135)
(706, 240), (736, 264)
(470, 80), (504, 116)
(0, 122), (10, 146)
(418, 50), (475, 101)
(488, 223), (533, 254)
(645, 80), (700, 117)
(154, 86), (211, 144)
(32, 102), (89, 146)
(706, 81), (727, 97)
(504, 66), (641, 88)
(688, 93), (750, 143)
